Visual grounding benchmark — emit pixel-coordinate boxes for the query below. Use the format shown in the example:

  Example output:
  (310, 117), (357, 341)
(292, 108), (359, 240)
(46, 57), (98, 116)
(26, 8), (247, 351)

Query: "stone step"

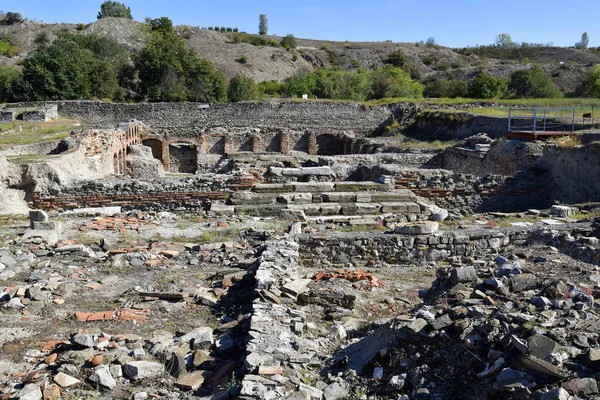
(234, 202), (428, 218)
(333, 181), (391, 192)
(252, 181), (392, 194)
(232, 189), (418, 206)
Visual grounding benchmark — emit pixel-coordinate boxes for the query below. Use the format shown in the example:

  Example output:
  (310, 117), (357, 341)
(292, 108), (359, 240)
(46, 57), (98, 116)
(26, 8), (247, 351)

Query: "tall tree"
(495, 33), (514, 48)
(134, 18), (226, 103)
(577, 32), (589, 49)
(97, 1), (132, 19)
(258, 14), (268, 35)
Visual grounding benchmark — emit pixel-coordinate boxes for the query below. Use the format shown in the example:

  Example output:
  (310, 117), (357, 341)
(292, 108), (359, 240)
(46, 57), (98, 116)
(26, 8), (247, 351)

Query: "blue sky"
(1, 0), (597, 48)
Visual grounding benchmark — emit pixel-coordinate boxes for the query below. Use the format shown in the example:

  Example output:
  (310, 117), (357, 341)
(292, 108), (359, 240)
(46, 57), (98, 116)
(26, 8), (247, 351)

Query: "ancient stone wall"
(298, 225), (581, 265)
(357, 166), (550, 213)
(31, 175), (253, 211)
(0, 110), (14, 124)
(54, 101), (395, 134)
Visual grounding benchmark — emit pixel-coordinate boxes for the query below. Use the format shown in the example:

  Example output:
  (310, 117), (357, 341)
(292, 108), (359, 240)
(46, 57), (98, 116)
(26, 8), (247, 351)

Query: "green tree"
(3, 12), (23, 25)
(19, 39), (95, 100)
(97, 1), (132, 19)
(134, 19), (227, 102)
(584, 65), (600, 97)
(467, 73), (507, 99)
(508, 65), (561, 98)
(385, 49), (409, 72)
(285, 73), (316, 97)
(280, 34), (297, 50)
(370, 65), (423, 99)
(447, 79), (468, 98)
(495, 33), (514, 48)
(16, 33), (130, 101)
(258, 14), (268, 35)
(227, 75), (258, 102)
(576, 32), (589, 49)
(0, 65), (21, 101)
(148, 17), (173, 35)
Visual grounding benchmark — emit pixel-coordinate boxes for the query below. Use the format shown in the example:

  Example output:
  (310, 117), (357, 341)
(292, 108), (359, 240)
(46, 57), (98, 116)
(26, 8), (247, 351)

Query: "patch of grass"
(0, 118), (81, 148)
(6, 154), (63, 165)
(551, 135), (581, 148)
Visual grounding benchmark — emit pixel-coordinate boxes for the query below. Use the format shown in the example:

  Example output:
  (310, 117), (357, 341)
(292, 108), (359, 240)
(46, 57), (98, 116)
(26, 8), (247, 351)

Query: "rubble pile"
(345, 248), (600, 399)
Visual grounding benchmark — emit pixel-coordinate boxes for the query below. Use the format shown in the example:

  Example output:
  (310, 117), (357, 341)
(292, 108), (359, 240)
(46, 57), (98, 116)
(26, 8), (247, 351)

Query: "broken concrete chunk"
(53, 372), (81, 388)
(281, 279), (312, 297)
(89, 365), (117, 389)
(123, 361), (165, 380)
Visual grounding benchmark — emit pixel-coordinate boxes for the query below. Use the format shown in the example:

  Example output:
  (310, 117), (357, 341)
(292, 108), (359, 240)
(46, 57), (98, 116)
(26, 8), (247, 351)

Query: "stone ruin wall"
(77, 121), (143, 175)
(298, 224), (593, 266)
(55, 101), (395, 134)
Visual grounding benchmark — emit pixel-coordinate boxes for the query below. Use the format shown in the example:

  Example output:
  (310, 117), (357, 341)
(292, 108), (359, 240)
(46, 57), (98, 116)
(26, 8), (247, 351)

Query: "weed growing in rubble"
(219, 372), (241, 391)
(552, 135), (582, 148)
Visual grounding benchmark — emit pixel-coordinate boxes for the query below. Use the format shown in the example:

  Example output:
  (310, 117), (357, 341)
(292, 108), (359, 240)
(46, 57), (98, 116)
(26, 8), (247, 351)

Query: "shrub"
(220, 27), (226, 32)
(208, 27), (214, 30)
(0, 36), (19, 57)
(3, 12), (24, 25)
(227, 75), (258, 102)
(251, 36), (267, 46)
(76, 23), (86, 31)
(508, 64), (561, 98)
(226, 27), (232, 32)
(285, 73), (317, 97)
(34, 32), (51, 45)
(292, 52), (298, 61)
(233, 28), (238, 32)
(237, 54), (248, 64)
(258, 80), (284, 97)
(467, 73), (507, 99)
(0, 65), (21, 101)
(280, 34), (297, 50)
(583, 65), (600, 98)
(447, 79), (468, 98)
(370, 65), (424, 99)
(386, 49), (409, 71)
(97, 1), (132, 19)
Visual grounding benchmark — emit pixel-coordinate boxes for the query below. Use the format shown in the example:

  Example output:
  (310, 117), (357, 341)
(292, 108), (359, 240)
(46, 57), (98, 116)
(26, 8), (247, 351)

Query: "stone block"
(355, 203), (381, 214)
(123, 361), (165, 380)
(394, 222), (439, 235)
(334, 181), (391, 192)
(320, 203), (342, 216)
(551, 205), (575, 217)
(292, 182), (335, 193)
(32, 221), (58, 231)
(370, 190), (417, 202)
(230, 192), (278, 205)
(254, 183), (293, 193)
(29, 210), (49, 228)
(321, 192), (357, 203)
(450, 266), (477, 285)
